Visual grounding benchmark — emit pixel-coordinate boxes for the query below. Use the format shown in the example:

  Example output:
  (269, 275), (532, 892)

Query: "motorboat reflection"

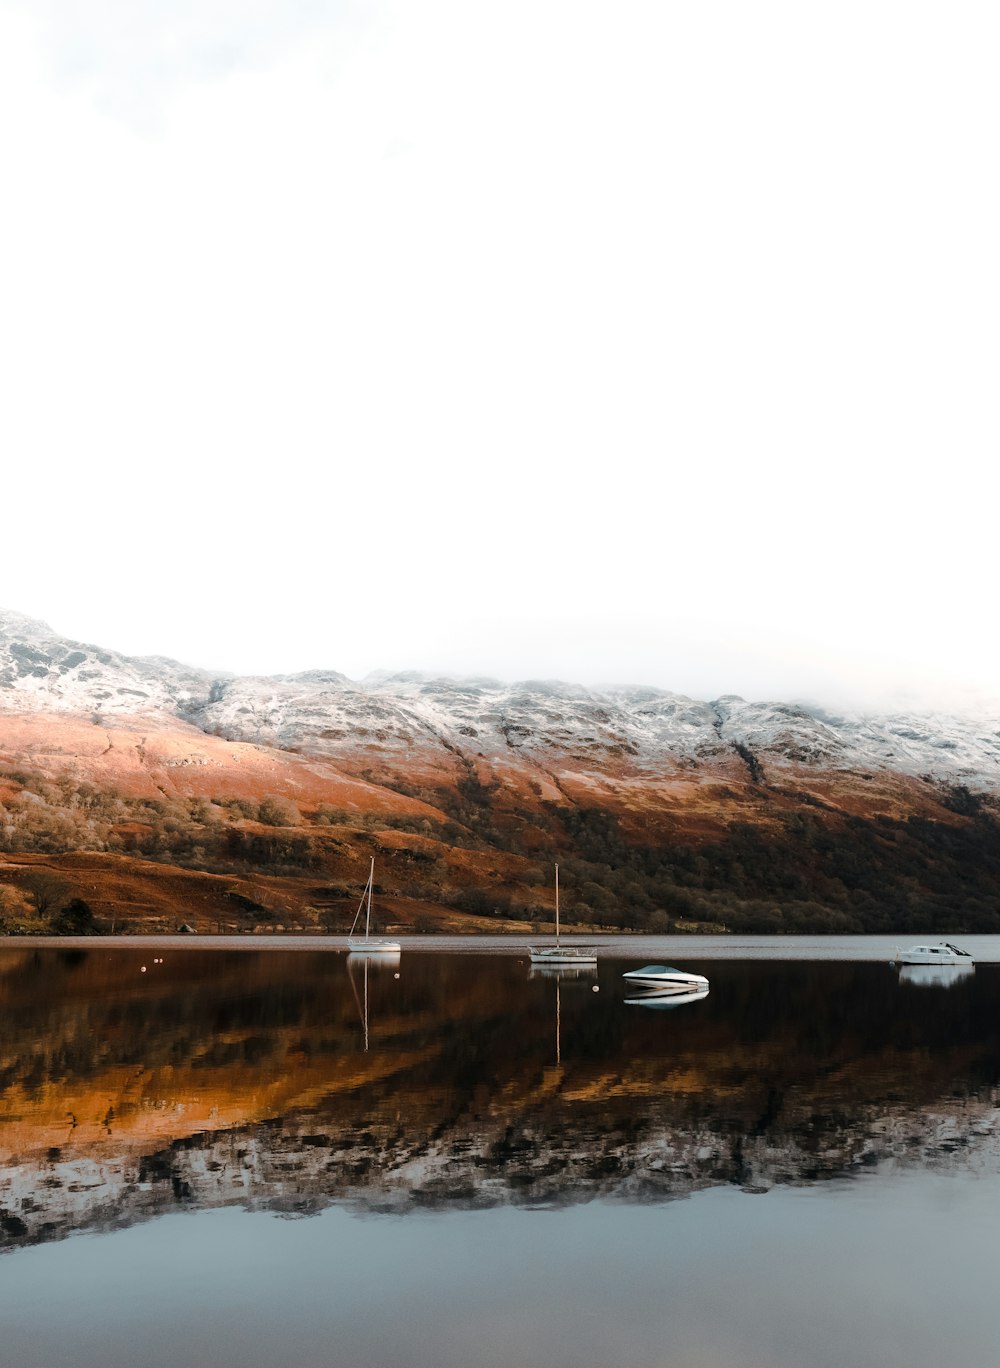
(898, 962), (975, 989)
(624, 985), (710, 1010)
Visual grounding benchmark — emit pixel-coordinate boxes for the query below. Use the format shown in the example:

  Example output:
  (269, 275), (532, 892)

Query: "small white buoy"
(592, 985), (600, 992)
(140, 966), (146, 973)
(393, 972), (400, 979)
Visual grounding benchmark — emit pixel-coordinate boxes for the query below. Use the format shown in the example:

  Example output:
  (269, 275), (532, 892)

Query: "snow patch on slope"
(4, 610), (1000, 789)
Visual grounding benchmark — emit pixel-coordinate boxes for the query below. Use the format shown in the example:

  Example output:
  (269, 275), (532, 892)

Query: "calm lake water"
(2, 940), (1000, 1367)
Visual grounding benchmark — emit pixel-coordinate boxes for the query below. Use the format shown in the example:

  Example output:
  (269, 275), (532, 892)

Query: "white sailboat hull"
(528, 946), (597, 966)
(348, 938), (401, 955)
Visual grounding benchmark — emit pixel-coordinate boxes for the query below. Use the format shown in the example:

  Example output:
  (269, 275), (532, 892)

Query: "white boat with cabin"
(528, 865), (597, 967)
(892, 942), (973, 966)
(347, 858), (401, 955)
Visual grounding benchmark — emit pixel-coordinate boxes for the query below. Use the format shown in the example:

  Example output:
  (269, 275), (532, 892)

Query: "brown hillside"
(0, 712), (440, 817)
(2, 708), (999, 936)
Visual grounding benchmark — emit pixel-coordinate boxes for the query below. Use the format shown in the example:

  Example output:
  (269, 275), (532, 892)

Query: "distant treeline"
(384, 773), (1000, 935)
(544, 799), (1000, 934)
(3, 765), (1000, 934)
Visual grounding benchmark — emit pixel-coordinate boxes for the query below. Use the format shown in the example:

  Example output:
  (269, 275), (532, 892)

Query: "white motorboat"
(528, 865), (597, 967)
(892, 942), (974, 966)
(625, 985), (710, 1009)
(347, 858), (401, 955)
(622, 964), (709, 991)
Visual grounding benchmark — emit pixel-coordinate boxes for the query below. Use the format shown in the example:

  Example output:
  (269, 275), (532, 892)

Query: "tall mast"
(555, 863), (560, 946)
(366, 857), (374, 940)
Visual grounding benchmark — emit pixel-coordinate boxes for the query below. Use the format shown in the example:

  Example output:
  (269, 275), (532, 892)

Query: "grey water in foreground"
(2, 944), (1000, 1367)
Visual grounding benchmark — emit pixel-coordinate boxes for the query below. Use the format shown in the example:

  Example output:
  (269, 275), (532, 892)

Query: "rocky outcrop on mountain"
(0, 610), (218, 716)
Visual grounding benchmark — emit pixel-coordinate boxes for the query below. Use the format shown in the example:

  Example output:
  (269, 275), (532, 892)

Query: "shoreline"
(3, 932), (999, 961)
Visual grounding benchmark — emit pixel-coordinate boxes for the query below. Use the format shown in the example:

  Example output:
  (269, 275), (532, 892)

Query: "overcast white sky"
(2, 1), (997, 708)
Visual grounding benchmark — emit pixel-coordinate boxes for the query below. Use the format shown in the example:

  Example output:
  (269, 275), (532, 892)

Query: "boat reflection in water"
(346, 947), (400, 1051)
(528, 959), (598, 1064)
(898, 961), (975, 989)
(624, 984), (711, 1009)
(346, 949), (401, 969)
(528, 962), (598, 982)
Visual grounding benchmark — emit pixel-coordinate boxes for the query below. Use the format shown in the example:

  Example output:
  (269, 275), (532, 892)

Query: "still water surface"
(2, 943), (1000, 1366)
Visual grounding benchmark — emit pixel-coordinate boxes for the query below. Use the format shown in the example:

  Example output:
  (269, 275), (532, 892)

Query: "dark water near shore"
(2, 945), (1000, 1366)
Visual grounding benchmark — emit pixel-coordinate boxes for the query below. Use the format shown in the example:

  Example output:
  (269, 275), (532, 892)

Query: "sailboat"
(347, 858), (401, 955)
(527, 864), (597, 967)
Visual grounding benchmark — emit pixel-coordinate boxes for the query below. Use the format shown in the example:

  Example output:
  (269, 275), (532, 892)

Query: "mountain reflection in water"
(2, 949), (1000, 1252)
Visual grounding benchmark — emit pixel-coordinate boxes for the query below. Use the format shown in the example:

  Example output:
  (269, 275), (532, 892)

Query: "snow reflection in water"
(1, 948), (1000, 1368)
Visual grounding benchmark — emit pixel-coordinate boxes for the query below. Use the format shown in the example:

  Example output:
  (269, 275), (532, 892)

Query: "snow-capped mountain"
(3, 608), (1000, 790)
(0, 610), (217, 715)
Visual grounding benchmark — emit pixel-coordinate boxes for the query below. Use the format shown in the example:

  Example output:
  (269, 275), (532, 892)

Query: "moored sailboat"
(527, 865), (597, 967)
(347, 858), (401, 955)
